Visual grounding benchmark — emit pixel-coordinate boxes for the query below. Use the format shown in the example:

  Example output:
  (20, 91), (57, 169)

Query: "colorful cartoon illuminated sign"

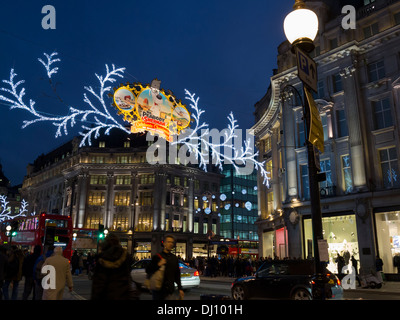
(113, 79), (190, 142)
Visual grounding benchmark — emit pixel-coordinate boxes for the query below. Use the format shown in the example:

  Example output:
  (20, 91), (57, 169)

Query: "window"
(395, 12), (400, 25)
(364, 0), (375, 5)
(172, 215), (180, 231)
(139, 191), (153, 206)
(266, 160), (273, 180)
(379, 148), (400, 188)
(264, 136), (272, 153)
(140, 174), (155, 184)
(312, 80), (324, 100)
(329, 38), (338, 50)
(301, 165), (310, 200)
(321, 114), (329, 141)
(297, 119), (306, 148)
(116, 156), (132, 164)
(319, 159), (333, 192)
(342, 155), (353, 193)
(194, 217), (199, 234)
(373, 98), (393, 130)
(99, 141), (105, 148)
(203, 218), (208, 234)
(90, 175), (107, 185)
(91, 156), (105, 163)
(363, 22), (379, 38)
(124, 141), (130, 148)
(114, 192), (130, 206)
(337, 109), (348, 137)
(115, 175), (131, 185)
(88, 192), (105, 206)
(332, 73), (343, 93)
(368, 60), (385, 82)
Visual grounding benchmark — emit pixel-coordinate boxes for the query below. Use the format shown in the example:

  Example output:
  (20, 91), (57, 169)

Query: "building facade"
(21, 131), (223, 259)
(252, 0), (400, 275)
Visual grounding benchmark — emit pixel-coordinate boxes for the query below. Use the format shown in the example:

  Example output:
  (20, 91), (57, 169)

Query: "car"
(130, 259), (200, 290)
(231, 260), (343, 300)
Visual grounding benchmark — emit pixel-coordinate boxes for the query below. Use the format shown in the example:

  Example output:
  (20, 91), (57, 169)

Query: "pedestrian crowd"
(0, 244), (73, 301)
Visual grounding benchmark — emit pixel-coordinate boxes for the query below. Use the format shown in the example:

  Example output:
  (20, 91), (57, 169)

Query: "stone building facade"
(252, 0), (400, 275)
(21, 131), (223, 259)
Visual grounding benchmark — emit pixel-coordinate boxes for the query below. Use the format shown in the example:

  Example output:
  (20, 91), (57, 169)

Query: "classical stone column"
(271, 128), (282, 212)
(340, 63), (367, 190)
(188, 175), (194, 233)
(129, 172), (138, 230)
(75, 172), (88, 228)
(282, 98), (298, 200)
(104, 172), (115, 228)
(153, 170), (167, 231)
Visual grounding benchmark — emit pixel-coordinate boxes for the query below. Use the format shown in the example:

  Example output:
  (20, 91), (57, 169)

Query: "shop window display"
(375, 211), (400, 274)
(304, 215), (359, 274)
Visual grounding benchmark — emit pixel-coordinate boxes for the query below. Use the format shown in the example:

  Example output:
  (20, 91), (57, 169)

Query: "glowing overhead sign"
(113, 79), (190, 142)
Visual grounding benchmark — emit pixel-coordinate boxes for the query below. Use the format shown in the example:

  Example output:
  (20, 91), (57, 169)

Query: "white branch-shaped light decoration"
(0, 52), (130, 146)
(0, 195), (29, 222)
(38, 52), (60, 79)
(173, 90), (270, 187)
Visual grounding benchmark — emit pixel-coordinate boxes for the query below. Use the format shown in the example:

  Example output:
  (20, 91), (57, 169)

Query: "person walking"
(2, 246), (24, 300)
(71, 251), (79, 275)
(33, 246), (54, 300)
(42, 247), (74, 300)
(146, 234), (184, 300)
(0, 245), (8, 300)
(91, 233), (134, 300)
(22, 245), (42, 300)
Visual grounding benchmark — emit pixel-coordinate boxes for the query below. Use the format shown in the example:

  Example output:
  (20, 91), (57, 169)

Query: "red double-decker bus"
(0, 213), (73, 260)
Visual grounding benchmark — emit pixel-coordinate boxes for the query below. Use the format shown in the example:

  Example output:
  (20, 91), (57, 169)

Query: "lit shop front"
(375, 210), (400, 274)
(262, 227), (288, 259)
(303, 214), (359, 274)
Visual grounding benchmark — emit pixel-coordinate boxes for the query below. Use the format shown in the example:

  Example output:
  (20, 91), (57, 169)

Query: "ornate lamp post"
(283, 0), (328, 300)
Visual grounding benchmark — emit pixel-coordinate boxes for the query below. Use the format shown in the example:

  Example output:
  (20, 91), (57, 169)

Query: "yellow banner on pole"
(304, 87), (324, 153)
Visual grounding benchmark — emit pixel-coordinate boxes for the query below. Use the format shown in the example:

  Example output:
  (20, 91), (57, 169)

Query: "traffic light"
(98, 224), (105, 240)
(10, 221), (19, 237)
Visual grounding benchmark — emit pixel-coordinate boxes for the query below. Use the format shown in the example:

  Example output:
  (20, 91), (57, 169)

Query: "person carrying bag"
(145, 234), (184, 300)
(144, 253), (165, 291)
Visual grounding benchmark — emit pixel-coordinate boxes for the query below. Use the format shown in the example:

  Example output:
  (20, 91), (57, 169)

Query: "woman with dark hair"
(91, 233), (134, 300)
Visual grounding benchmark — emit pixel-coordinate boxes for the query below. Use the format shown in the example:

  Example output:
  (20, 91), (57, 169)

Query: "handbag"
(144, 254), (165, 291)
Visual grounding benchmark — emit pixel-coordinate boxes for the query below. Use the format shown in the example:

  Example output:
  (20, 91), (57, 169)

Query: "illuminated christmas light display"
(0, 52), (271, 186)
(0, 195), (30, 222)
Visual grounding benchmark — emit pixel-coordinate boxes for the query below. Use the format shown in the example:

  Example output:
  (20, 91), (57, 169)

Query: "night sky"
(0, 0), (293, 185)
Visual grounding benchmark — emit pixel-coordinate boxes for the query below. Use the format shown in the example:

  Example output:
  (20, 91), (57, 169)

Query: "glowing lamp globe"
(284, 1), (319, 53)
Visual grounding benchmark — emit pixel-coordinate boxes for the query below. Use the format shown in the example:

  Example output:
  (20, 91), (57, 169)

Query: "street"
(68, 274), (400, 301)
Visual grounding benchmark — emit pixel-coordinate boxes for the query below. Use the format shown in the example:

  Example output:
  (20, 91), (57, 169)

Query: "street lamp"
(283, 0), (328, 300)
(283, 0), (319, 53)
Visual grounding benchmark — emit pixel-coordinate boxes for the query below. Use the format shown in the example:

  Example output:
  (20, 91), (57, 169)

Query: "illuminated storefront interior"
(262, 227), (288, 259)
(304, 214), (359, 274)
(375, 211), (400, 274)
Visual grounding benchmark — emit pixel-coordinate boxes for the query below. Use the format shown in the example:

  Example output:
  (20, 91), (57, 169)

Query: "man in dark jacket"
(146, 234), (184, 300)
(91, 233), (134, 300)
(22, 245), (42, 300)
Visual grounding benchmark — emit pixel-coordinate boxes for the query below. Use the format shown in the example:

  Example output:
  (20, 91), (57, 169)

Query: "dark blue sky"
(0, 0), (293, 185)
